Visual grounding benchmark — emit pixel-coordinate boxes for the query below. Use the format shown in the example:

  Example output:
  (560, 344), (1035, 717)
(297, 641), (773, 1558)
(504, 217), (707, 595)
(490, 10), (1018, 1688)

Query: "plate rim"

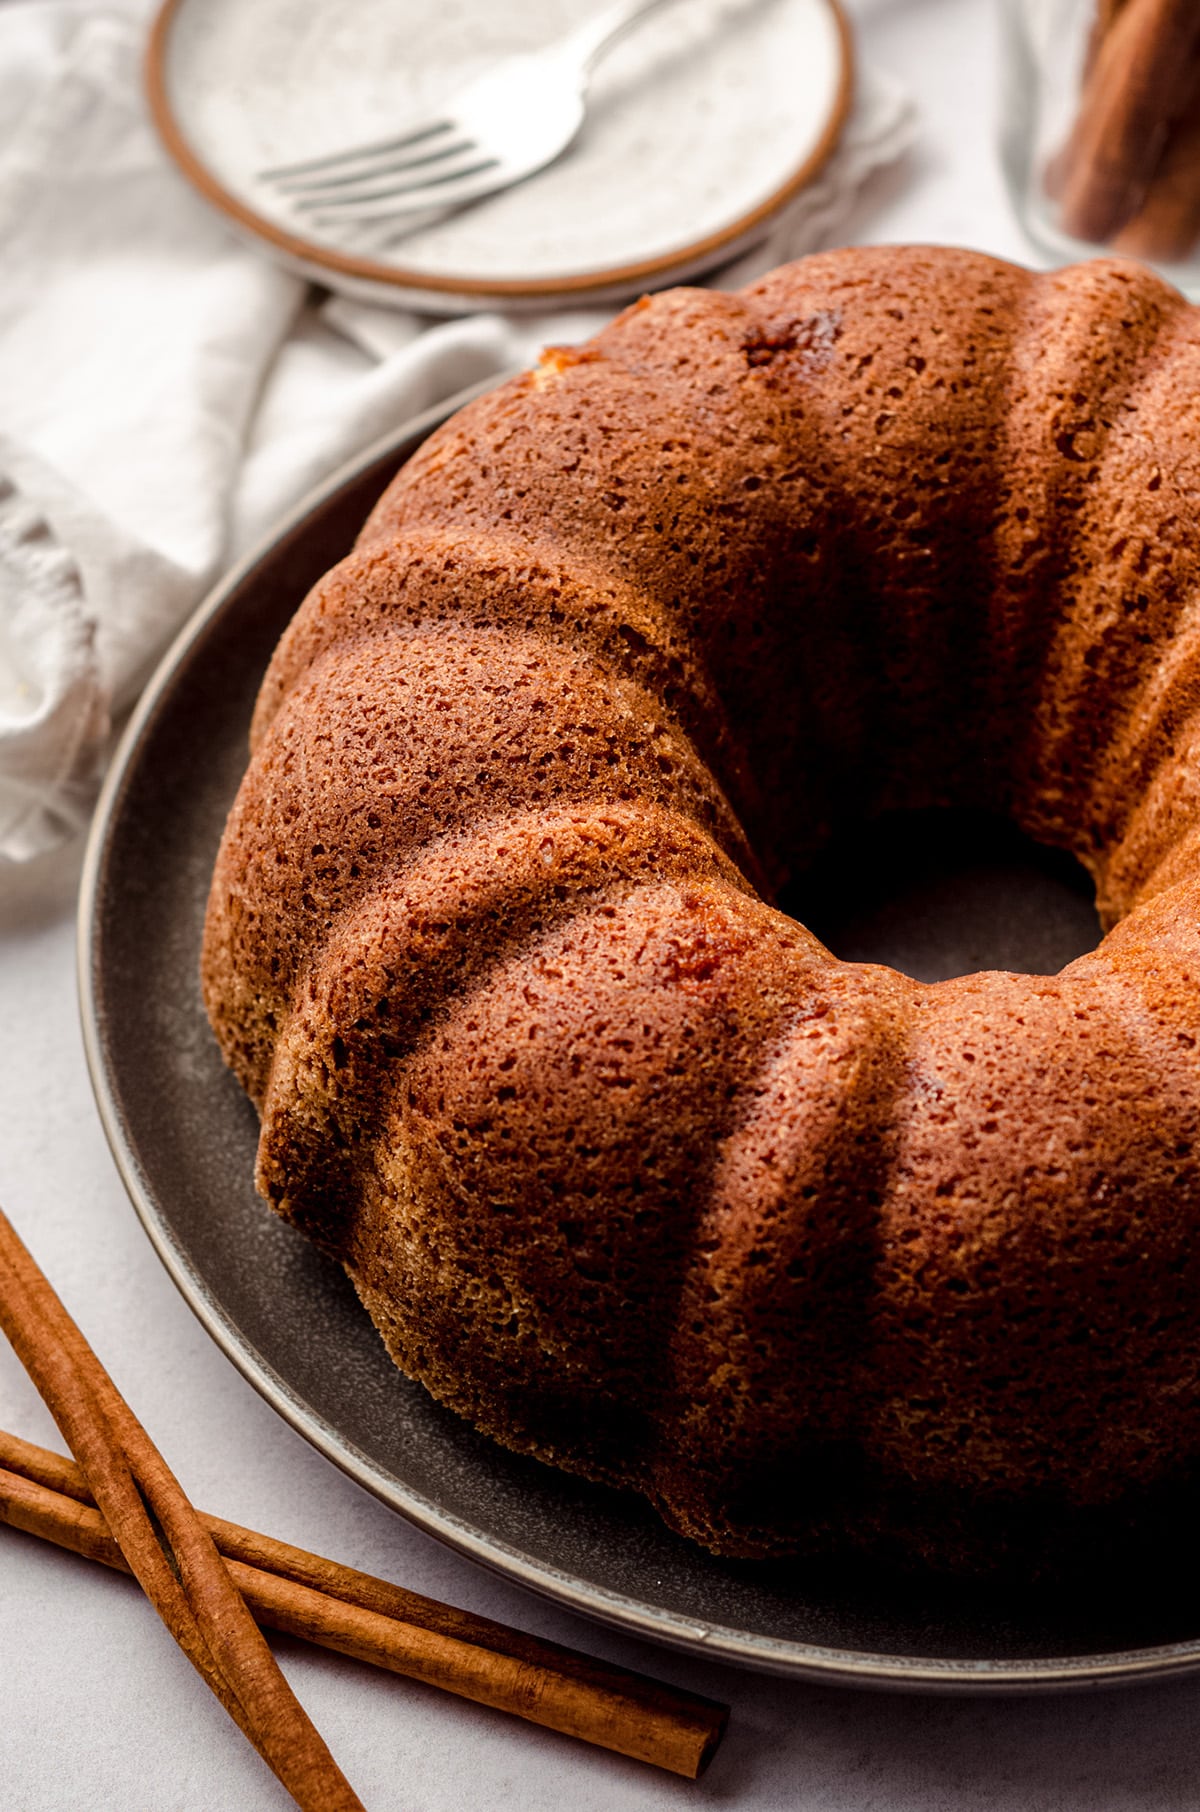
(77, 386), (1200, 1695)
(144, 0), (855, 305)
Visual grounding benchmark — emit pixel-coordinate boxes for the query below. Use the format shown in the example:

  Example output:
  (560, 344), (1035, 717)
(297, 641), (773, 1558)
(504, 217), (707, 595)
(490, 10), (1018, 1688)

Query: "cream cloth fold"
(0, 0), (914, 861)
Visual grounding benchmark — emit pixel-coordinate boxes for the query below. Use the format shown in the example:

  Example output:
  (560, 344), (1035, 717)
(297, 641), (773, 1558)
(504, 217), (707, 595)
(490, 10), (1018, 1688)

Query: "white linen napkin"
(0, 1), (914, 862)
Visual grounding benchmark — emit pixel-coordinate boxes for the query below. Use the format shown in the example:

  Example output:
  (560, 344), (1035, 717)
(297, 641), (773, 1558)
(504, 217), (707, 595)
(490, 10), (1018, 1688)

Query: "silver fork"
(258, 0), (684, 232)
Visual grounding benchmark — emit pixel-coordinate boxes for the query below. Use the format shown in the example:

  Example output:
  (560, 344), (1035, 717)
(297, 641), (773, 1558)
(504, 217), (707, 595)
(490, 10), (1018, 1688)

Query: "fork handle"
(555, 0), (686, 76)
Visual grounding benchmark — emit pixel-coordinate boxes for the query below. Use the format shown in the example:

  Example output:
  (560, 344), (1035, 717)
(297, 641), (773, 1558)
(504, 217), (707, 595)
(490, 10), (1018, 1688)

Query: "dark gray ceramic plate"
(80, 388), (1200, 1692)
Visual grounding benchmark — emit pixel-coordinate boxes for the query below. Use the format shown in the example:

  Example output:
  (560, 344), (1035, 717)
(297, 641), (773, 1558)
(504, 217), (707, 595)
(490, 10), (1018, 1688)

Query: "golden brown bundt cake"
(202, 245), (1200, 1571)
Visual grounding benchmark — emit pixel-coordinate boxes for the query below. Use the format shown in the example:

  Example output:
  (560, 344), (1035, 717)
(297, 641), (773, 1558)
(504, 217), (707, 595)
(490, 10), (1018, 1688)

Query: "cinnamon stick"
(1112, 78), (1200, 258)
(1055, 0), (1200, 242)
(1083, 0), (1131, 77)
(0, 1208), (364, 1812)
(0, 1426), (727, 1778)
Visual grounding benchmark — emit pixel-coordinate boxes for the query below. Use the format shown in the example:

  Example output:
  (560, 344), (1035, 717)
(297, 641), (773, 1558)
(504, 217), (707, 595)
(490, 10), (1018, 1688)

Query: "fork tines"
(259, 124), (501, 219)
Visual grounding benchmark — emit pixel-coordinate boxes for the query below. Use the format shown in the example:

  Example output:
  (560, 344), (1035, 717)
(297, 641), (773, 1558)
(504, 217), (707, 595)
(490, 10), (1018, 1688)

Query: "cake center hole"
(784, 809), (1102, 984)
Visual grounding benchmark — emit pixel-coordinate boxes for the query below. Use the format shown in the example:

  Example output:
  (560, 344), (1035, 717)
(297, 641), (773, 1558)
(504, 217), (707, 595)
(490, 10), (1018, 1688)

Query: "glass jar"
(1000, 0), (1200, 291)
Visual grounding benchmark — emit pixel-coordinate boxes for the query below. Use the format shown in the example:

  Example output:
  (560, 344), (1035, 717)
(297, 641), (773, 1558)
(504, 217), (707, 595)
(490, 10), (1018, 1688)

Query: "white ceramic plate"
(147, 0), (852, 311)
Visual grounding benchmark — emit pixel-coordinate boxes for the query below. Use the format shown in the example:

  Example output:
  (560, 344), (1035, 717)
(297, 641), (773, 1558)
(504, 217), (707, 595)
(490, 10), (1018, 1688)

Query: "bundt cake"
(202, 245), (1200, 1572)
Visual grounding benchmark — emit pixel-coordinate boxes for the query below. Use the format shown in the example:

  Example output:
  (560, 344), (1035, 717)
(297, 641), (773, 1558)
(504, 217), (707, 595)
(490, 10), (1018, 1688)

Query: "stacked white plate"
(148, 0), (853, 312)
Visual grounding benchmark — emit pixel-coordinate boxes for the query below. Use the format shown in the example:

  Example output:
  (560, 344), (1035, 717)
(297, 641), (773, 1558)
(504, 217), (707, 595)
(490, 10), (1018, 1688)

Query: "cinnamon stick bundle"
(0, 1207), (364, 1811)
(1055, 0), (1200, 244)
(0, 1425), (727, 1778)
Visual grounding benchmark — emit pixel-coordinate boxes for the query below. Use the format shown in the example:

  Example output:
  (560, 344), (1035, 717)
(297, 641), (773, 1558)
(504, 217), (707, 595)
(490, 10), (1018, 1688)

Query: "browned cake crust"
(202, 246), (1200, 1572)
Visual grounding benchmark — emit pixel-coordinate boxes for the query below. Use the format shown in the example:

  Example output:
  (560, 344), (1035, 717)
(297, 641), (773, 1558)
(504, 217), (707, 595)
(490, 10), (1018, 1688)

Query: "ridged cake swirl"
(203, 247), (1200, 1569)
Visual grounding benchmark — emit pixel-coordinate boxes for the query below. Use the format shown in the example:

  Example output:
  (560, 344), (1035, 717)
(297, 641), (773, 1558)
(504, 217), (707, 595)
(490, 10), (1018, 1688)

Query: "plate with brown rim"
(146, 0), (853, 312)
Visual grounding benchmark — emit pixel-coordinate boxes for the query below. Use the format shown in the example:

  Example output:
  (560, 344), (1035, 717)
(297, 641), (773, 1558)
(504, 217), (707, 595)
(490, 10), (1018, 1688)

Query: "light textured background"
(8, 1), (1200, 1807)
